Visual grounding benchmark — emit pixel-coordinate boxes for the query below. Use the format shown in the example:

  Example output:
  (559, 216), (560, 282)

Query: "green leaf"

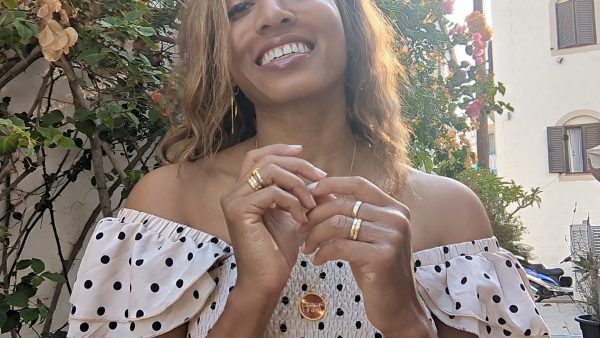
(1, 310), (19, 333)
(0, 135), (19, 156)
(57, 136), (76, 149)
(0, 312), (6, 329)
(124, 10), (144, 22)
(20, 308), (38, 322)
(126, 112), (140, 128)
(42, 272), (66, 283)
(80, 52), (105, 66)
(2, 0), (18, 9)
(5, 292), (28, 307)
(31, 275), (44, 287)
(30, 258), (45, 274)
(74, 120), (96, 136)
(135, 26), (156, 37)
(16, 259), (31, 270)
(37, 300), (49, 317)
(41, 110), (64, 126)
(14, 20), (33, 40)
(74, 108), (95, 121)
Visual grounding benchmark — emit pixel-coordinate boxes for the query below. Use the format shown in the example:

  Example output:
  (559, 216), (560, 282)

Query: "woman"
(67, 0), (549, 337)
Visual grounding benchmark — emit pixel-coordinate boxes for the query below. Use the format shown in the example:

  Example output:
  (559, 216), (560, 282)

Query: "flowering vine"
(36, 0), (78, 62)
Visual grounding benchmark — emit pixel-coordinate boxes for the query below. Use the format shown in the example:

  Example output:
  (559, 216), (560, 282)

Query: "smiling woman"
(66, 0), (549, 337)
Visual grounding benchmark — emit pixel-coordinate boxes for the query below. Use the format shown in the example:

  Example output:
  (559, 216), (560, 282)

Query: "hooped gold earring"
(231, 87), (239, 134)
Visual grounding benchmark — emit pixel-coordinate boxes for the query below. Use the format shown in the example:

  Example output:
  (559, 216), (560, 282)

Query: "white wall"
(491, 0), (600, 267)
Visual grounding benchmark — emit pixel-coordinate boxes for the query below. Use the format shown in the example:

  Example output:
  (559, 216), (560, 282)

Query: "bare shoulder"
(402, 168), (493, 251)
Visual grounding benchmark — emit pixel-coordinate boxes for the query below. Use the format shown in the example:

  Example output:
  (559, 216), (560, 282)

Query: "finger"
(256, 163), (316, 209)
(303, 216), (387, 254)
(311, 238), (375, 266)
(310, 176), (409, 216)
(255, 155), (327, 184)
(246, 185), (307, 224)
(303, 198), (389, 231)
(240, 144), (302, 175)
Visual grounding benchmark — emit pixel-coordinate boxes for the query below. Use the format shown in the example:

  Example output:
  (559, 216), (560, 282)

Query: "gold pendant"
(299, 292), (327, 320)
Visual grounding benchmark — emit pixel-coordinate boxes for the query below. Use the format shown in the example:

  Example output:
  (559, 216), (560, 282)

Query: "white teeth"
(260, 42), (312, 65)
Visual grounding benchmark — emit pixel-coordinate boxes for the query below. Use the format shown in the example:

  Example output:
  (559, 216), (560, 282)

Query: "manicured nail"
(289, 144), (302, 149)
(307, 182), (319, 190)
(314, 167), (327, 177)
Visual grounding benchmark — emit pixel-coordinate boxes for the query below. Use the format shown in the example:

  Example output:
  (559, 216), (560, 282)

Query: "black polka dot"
(375, 334), (382, 338)
(177, 226), (184, 233)
(443, 246), (449, 254)
(71, 305), (76, 314)
(210, 301), (217, 310)
(520, 283), (526, 291)
(214, 277), (219, 285)
(318, 322), (325, 330)
(486, 316), (489, 321)
(282, 296), (289, 305)
(509, 305), (519, 313)
(113, 281), (122, 290)
(319, 272), (326, 279)
(355, 321), (361, 329)
(135, 233), (142, 240)
(165, 258), (173, 267)
(224, 246), (231, 253)
(135, 259), (144, 266)
(128, 258), (131, 265)
(229, 285), (235, 292)
(187, 252), (193, 261)
(179, 236), (186, 243)
(484, 246), (489, 251)
(143, 219), (148, 224)
(471, 240), (476, 245)
(484, 273), (491, 279)
(337, 261), (344, 268)
(503, 329), (512, 336)
(498, 317), (506, 325)
(152, 321), (162, 331)
(136, 310), (144, 318)
(354, 295), (361, 302)
(493, 295), (501, 303)
(80, 323), (89, 332)
(151, 283), (159, 292)
(455, 302), (461, 310)
(198, 242), (204, 249)
(124, 309), (129, 317)
(210, 237), (219, 243)
(118, 232), (126, 240)
(97, 307), (105, 316)
(336, 308), (344, 316)
(486, 325), (492, 334)
(109, 321), (117, 330)
(449, 315), (455, 319)
(535, 308), (540, 315)
(176, 279), (184, 288)
(465, 255), (473, 260)
(434, 265), (442, 273)
(337, 284), (343, 291)
(84, 280), (93, 289)
(301, 284), (308, 291)
(130, 322), (135, 331)
(96, 232), (104, 240)
(214, 253), (219, 258)
(524, 329), (531, 336)
(461, 277), (467, 284)
(193, 290), (200, 299)
(515, 263), (521, 269)
(445, 261), (451, 268)
(280, 323), (287, 332)
(230, 263), (236, 269)
(506, 260), (513, 268)
(301, 261), (307, 267)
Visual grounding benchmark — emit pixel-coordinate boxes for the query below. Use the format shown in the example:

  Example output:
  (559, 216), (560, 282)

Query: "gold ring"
(350, 218), (362, 241)
(252, 168), (266, 186)
(247, 174), (263, 191)
(352, 201), (363, 218)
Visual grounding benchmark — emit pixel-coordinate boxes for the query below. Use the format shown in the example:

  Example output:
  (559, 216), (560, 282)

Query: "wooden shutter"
(575, 0), (597, 46)
(557, 0), (578, 48)
(582, 123), (600, 172)
(548, 126), (568, 173)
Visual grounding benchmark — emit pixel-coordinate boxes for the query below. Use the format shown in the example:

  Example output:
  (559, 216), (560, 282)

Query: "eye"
(228, 1), (254, 20)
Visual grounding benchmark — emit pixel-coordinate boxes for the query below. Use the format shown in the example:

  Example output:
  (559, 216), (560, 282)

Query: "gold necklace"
(298, 136), (357, 321)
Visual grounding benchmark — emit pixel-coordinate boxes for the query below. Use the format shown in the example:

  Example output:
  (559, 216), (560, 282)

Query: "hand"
(301, 176), (430, 335)
(220, 144), (326, 296)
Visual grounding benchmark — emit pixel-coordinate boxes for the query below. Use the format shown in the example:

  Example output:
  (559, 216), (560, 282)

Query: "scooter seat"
(536, 267), (564, 277)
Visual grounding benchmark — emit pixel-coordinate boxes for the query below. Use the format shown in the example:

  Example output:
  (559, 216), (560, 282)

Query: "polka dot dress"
(67, 208), (549, 337)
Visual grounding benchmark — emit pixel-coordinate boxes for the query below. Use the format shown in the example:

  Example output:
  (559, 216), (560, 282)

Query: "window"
(547, 123), (600, 173)
(556, 0), (597, 49)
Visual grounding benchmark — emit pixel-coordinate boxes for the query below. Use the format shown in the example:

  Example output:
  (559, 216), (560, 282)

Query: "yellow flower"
(38, 18), (78, 62)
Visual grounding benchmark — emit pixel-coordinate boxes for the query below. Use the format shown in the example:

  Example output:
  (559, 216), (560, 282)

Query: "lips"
(255, 35), (315, 66)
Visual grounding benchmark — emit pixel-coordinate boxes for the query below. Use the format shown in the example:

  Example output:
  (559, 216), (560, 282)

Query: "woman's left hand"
(301, 176), (432, 337)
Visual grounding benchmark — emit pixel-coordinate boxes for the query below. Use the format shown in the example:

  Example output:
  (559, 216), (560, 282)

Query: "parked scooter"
(514, 255), (574, 302)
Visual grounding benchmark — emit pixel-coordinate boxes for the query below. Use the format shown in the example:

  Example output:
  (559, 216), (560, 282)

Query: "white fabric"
(588, 144), (600, 169)
(567, 127), (584, 173)
(67, 208), (549, 337)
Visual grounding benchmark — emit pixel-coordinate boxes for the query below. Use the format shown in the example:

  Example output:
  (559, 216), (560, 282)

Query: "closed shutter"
(558, 0), (578, 48)
(548, 126), (568, 173)
(582, 123), (600, 172)
(575, 0), (597, 46)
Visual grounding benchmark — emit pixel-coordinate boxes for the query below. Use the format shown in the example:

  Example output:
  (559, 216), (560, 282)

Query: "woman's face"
(225, 0), (347, 107)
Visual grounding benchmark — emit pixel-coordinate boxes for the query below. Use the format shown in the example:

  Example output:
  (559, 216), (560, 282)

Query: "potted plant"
(573, 251), (600, 337)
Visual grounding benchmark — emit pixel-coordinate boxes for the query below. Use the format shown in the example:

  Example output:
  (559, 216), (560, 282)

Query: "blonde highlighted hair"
(161, 0), (410, 193)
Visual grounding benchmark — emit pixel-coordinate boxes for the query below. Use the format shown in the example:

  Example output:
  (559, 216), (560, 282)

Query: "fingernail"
(309, 195), (317, 208)
(289, 144), (302, 149)
(315, 167), (327, 177)
(307, 182), (319, 190)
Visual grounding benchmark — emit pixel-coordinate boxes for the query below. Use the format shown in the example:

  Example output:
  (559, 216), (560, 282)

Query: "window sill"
(558, 172), (597, 182)
(551, 43), (600, 56)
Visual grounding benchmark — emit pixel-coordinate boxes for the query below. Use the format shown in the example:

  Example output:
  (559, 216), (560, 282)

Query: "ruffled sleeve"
(67, 208), (232, 338)
(413, 237), (549, 337)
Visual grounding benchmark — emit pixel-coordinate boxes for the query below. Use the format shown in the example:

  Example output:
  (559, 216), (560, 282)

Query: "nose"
(255, 0), (296, 34)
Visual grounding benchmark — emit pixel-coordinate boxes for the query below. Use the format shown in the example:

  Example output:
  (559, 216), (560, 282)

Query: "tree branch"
(0, 46), (43, 90)
(100, 141), (127, 180)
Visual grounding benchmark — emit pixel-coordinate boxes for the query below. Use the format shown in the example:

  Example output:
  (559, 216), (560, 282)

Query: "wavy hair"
(161, 0), (410, 193)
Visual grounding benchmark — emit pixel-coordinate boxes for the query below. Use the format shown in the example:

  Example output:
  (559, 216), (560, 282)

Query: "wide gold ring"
(350, 218), (362, 241)
(352, 201), (363, 218)
(247, 173), (264, 191)
(252, 168), (266, 186)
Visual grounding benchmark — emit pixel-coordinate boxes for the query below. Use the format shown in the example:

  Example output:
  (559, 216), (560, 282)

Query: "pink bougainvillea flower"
(475, 56), (484, 65)
(466, 99), (483, 120)
(150, 91), (162, 103)
(441, 0), (454, 15)
(449, 24), (466, 36)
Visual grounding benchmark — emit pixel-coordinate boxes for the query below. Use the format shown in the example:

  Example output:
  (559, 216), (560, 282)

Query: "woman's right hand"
(220, 144), (327, 295)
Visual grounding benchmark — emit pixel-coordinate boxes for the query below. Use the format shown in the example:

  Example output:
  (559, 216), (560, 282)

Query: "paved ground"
(538, 297), (583, 338)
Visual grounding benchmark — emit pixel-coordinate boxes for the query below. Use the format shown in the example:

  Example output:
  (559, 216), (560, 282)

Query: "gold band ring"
(252, 168), (266, 186)
(247, 174), (263, 191)
(350, 218), (363, 241)
(352, 201), (363, 218)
